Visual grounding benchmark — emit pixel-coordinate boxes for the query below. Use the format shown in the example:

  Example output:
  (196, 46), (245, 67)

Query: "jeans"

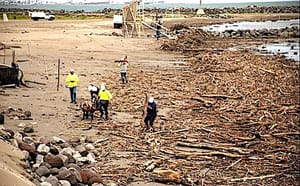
(69, 86), (77, 103)
(120, 72), (127, 83)
(98, 100), (109, 119)
(144, 114), (157, 128)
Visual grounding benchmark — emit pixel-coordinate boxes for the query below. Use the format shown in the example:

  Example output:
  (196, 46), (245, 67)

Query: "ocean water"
(202, 19), (300, 32)
(0, 1), (299, 12)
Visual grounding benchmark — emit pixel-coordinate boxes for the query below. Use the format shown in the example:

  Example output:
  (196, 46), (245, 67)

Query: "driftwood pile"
(64, 29), (299, 185)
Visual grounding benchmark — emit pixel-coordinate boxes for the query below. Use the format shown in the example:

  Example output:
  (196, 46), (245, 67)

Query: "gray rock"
(66, 163), (81, 172)
(56, 169), (77, 185)
(32, 179), (41, 186)
(45, 175), (59, 186)
(75, 144), (88, 156)
(58, 154), (69, 166)
(36, 165), (50, 177)
(50, 167), (60, 175)
(69, 167), (82, 182)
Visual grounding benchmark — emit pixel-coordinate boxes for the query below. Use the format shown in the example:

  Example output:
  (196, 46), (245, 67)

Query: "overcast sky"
(164, 0), (294, 3)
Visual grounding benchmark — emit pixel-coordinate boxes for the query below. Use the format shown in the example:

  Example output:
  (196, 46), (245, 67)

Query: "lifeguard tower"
(122, 0), (145, 37)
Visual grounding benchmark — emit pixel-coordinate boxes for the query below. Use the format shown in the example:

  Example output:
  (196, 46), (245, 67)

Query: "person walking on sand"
(118, 56), (129, 83)
(65, 69), (79, 104)
(97, 83), (112, 120)
(144, 97), (157, 131)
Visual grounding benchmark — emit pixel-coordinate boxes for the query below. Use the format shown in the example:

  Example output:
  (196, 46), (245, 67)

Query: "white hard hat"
(148, 97), (154, 103)
(70, 69), (74, 72)
(100, 84), (106, 90)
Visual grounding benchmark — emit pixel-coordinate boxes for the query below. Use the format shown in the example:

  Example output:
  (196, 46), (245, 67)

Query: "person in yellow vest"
(97, 83), (112, 120)
(65, 69), (79, 104)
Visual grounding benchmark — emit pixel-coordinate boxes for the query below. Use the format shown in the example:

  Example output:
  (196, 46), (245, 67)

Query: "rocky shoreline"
(1, 126), (108, 186)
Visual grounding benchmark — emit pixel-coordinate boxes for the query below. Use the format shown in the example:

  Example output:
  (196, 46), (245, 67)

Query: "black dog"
(80, 101), (96, 121)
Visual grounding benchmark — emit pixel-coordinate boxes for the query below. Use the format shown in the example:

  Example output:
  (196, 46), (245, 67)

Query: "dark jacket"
(147, 102), (157, 116)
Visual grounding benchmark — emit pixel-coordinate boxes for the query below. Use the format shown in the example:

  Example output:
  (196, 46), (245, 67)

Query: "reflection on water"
(257, 42), (299, 62)
(202, 19), (299, 32)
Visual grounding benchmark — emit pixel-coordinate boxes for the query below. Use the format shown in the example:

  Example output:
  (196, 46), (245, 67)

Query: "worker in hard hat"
(118, 56), (128, 83)
(144, 97), (157, 131)
(65, 69), (79, 104)
(97, 83), (112, 120)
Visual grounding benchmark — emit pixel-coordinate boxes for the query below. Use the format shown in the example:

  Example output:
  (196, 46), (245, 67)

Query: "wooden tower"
(122, 0), (144, 37)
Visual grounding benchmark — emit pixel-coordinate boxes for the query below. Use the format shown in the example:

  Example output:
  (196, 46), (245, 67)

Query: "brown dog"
(80, 101), (96, 121)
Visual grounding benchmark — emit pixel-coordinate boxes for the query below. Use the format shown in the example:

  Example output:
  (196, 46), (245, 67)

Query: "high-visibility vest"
(66, 74), (79, 87)
(98, 90), (112, 100)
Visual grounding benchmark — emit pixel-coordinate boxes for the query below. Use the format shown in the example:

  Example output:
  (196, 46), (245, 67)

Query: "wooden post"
(12, 50), (15, 64)
(3, 46), (5, 64)
(57, 59), (60, 91)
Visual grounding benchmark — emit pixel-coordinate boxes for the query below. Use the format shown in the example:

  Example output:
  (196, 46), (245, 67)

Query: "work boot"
(105, 115), (108, 120)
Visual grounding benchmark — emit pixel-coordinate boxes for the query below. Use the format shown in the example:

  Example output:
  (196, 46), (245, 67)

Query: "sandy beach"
(0, 11), (299, 185)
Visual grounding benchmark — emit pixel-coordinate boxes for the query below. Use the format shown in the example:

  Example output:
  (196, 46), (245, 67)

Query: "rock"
(36, 165), (51, 177)
(37, 144), (50, 155)
(40, 182), (52, 186)
(61, 147), (75, 156)
(0, 113), (4, 124)
(75, 144), (88, 156)
(18, 123), (26, 128)
(66, 163), (81, 172)
(65, 154), (76, 164)
(87, 152), (97, 163)
(36, 154), (44, 164)
(59, 180), (71, 186)
(32, 179), (41, 186)
(45, 175), (59, 186)
(58, 154), (69, 166)
(18, 141), (37, 159)
(91, 183), (104, 186)
(23, 136), (35, 144)
(24, 126), (34, 133)
(69, 167), (82, 182)
(85, 143), (95, 151)
(50, 146), (60, 155)
(50, 167), (60, 175)
(88, 174), (103, 185)
(53, 136), (65, 143)
(80, 169), (102, 185)
(44, 154), (63, 168)
(56, 169), (77, 185)
(75, 157), (89, 164)
(69, 136), (80, 143)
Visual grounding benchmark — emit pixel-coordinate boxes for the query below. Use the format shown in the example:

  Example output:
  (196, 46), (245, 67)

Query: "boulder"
(24, 126), (34, 133)
(75, 144), (88, 157)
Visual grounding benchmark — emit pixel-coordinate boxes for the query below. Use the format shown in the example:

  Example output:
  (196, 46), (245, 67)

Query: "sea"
(0, 1), (299, 12)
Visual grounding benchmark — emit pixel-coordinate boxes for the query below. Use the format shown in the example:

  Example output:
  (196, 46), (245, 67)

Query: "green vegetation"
(0, 12), (30, 20)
